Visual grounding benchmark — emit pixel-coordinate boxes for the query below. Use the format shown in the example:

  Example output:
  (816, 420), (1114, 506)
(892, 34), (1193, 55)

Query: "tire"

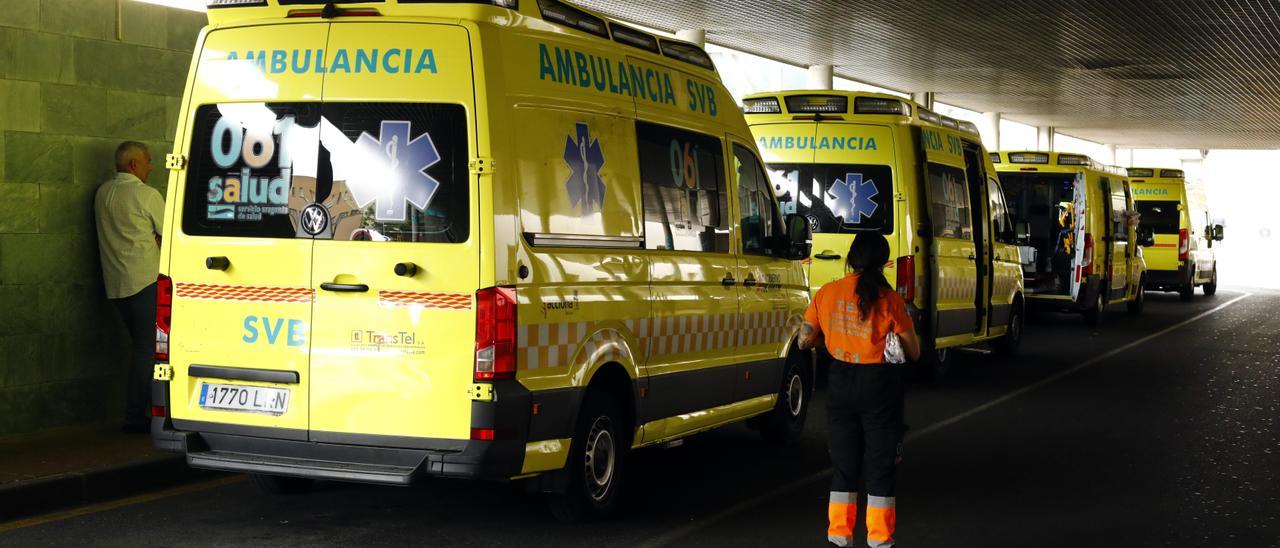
(1083, 291), (1105, 326)
(993, 302), (1024, 356)
(756, 355), (810, 445)
(916, 342), (952, 381)
(1203, 267), (1218, 296)
(249, 474), (315, 495)
(1178, 283), (1194, 302)
(1127, 281), (1145, 315)
(549, 392), (627, 523)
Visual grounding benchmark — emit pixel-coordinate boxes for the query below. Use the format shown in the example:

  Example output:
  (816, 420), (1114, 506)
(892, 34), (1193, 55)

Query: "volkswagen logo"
(300, 204), (329, 236)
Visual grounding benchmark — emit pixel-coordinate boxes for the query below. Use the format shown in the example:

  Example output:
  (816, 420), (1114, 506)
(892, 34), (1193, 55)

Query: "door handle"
(205, 256), (230, 271)
(721, 276), (737, 287)
(743, 277), (758, 288)
(814, 253), (842, 260)
(320, 282), (369, 293)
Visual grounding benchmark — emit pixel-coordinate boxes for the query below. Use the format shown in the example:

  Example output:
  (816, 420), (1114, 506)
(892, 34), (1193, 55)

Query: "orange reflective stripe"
(865, 505), (896, 545)
(827, 501), (856, 538)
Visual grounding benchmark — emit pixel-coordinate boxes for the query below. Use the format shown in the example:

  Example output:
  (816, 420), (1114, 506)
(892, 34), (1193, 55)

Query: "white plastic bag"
(884, 331), (905, 364)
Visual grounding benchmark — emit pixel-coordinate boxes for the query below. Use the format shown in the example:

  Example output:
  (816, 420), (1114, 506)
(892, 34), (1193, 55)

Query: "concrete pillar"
(911, 92), (934, 110)
(1037, 126), (1056, 152)
(1104, 144), (1117, 166)
(807, 64), (834, 90)
(979, 112), (1001, 151)
(676, 29), (706, 48)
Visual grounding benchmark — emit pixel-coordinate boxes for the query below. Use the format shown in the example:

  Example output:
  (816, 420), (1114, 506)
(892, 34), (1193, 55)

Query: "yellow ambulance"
(1127, 167), (1223, 300)
(744, 91), (1026, 378)
(993, 152), (1148, 324)
(150, 0), (813, 521)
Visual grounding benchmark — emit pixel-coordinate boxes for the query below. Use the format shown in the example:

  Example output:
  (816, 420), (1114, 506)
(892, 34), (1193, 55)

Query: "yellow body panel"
(1130, 170), (1214, 284)
(160, 2), (807, 483)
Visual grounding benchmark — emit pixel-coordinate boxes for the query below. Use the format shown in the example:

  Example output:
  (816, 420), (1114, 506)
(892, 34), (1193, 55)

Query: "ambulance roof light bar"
(1126, 168), (1155, 178)
(1160, 169), (1185, 178)
(742, 97), (782, 114)
(785, 95), (848, 114)
(990, 152), (1002, 163)
(1057, 154), (1092, 166)
(917, 108), (942, 124)
(1008, 152), (1050, 164)
(956, 120), (980, 136)
(853, 97), (911, 116)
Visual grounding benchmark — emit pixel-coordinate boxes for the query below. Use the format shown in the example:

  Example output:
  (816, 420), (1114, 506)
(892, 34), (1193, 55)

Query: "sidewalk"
(0, 426), (215, 522)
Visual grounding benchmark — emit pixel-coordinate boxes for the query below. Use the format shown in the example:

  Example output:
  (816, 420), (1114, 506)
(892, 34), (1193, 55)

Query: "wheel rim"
(1010, 311), (1022, 342)
(583, 416), (616, 502)
(785, 373), (804, 418)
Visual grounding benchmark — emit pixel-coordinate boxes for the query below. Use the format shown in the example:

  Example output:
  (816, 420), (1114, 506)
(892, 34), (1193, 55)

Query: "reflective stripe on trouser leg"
(827, 491), (857, 547)
(865, 495), (896, 548)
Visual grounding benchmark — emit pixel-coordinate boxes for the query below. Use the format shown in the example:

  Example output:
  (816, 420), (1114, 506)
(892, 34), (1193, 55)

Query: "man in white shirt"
(94, 141), (164, 433)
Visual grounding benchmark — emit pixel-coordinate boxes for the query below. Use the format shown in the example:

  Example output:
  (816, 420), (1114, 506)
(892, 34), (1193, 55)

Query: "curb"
(0, 455), (219, 522)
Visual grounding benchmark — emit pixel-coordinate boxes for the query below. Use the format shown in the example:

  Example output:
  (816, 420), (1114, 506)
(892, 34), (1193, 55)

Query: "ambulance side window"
(988, 177), (1013, 243)
(733, 144), (785, 257)
(637, 122), (729, 253)
(925, 162), (973, 240)
(1106, 178), (1128, 243)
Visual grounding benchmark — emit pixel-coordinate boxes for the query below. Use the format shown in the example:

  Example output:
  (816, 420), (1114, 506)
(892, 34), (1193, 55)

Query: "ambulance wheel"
(916, 343), (952, 381)
(549, 392), (626, 523)
(756, 355), (809, 445)
(1178, 284), (1194, 302)
(993, 303), (1024, 356)
(1203, 268), (1218, 296)
(1083, 292), (1105, 326)
(248, 474), (314, 495)
(1127, 282), (1146, 315)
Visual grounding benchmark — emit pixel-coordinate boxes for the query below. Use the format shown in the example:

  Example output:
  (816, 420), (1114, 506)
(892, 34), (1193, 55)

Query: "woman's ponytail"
(846, 233), (892, 321)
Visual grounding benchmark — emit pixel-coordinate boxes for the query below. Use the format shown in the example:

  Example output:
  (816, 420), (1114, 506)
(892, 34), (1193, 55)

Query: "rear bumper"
(1145, 265), (1192, 290)
(151, 378), (533, 484)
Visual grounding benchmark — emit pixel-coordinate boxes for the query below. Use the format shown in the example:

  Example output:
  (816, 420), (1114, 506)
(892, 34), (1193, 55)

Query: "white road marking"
(635, 292), (1253, 548)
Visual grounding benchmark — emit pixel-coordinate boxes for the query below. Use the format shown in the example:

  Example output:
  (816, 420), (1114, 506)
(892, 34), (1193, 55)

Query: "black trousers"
(827, 363), (905, 497)
(112, 283), (157, 425)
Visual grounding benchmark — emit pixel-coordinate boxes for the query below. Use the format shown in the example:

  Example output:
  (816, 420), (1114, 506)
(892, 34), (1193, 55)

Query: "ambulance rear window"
(765, 164), (894, 235)
(1136, 201), (1180, 234)
(182, 102), (469, 243)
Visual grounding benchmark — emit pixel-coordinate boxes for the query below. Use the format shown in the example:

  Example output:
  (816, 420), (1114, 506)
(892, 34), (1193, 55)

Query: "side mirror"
(1212, 224), (1224, 242)
(784, 213), (812, 260)
(1138, 226), (1156, 247)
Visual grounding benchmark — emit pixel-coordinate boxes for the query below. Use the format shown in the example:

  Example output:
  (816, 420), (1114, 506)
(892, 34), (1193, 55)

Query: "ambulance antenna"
(321, 2), (338, 19)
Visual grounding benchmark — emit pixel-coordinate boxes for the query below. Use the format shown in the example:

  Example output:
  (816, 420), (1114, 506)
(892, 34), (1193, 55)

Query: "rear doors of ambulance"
(168, 23), (330, 436)
(170, 21), (480, 444)
(307, 22), (479, 443)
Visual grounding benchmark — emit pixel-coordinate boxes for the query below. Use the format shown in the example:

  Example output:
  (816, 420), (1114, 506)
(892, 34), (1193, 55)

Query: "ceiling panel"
(574, 0), (1280, 149)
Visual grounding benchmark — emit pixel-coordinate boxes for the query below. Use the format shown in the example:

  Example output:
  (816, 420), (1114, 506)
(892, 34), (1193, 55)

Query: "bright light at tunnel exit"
(133, 0), (207, 12)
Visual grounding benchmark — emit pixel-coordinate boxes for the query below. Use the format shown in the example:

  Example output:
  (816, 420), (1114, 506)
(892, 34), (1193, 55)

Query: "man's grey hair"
(115, 141), (149, 171)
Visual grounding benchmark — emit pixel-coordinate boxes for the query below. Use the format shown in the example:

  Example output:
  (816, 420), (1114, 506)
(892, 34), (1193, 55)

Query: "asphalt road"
(3, 288), (1276, 547)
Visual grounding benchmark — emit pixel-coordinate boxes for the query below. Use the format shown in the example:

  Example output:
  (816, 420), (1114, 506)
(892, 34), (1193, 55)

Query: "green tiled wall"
(0, 0), (206, 437)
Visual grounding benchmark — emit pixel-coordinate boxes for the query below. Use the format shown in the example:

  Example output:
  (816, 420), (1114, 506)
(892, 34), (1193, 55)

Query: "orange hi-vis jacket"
(804, 273), (914, 364)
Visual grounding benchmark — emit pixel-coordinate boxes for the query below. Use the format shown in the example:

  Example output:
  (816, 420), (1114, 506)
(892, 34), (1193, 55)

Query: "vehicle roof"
(993, 150), (1127, 177)
(741, 89), (984, 140)
(202, 0), (723, 82)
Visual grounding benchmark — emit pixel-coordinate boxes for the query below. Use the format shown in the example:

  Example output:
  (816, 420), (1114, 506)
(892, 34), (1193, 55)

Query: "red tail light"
(895, 256), (916, 302)
(475, 286), (517, 381)
(1081, 233), (1095, 276)
(155, 274), (172, 362)
(470, 428), (496, 441)
(150, 405), (167, 418)
(1178, 229), (1190, 261)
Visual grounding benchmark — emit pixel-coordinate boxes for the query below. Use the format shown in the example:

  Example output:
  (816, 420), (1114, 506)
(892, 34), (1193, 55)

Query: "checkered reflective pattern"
(936, 274), (975, 303)
(174, 283), (314, 303)
(378, 291), (472, 310)
(519, 311), (800, 370)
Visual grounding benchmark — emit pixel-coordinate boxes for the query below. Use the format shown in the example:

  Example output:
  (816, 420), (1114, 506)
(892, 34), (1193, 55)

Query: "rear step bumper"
(153, 421), (526, 484)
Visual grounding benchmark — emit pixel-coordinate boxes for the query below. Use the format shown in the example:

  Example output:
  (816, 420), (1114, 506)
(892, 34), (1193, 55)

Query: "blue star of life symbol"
(827, 172), (879, 223)
(349, 120), (441, 222)
(563, 122), (606, 215)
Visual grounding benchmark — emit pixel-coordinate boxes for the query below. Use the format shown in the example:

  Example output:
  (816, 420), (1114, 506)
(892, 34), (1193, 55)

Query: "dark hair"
(846, 232), (892, 321)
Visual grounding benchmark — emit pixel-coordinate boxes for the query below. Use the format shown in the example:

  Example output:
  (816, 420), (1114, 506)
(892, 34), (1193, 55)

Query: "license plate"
(198, 383), (289, 415)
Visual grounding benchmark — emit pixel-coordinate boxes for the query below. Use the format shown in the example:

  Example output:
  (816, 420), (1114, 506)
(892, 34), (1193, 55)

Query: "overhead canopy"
(576, 0), (1277, 149)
